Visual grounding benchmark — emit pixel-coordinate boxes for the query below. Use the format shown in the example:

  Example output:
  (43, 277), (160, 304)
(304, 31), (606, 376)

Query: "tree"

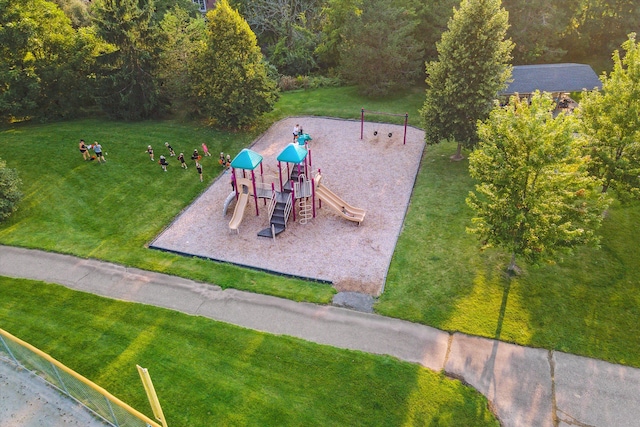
(315, 0), (363, 71)
(421, 0), (513, 159)
(192, 0), (278, 129)
(413, 0), (459, 62)
(467, 92), (609, 273)
(502, 0), (573, 63)
(0, 0), (102, 122)
(157, 6), (205, 117)
(91, 0), (164, 120)
(0, 158), (22, 222)
(579, 33), (640, 200)
(337, 0), (423, 96)
(562, 0), (640, 60)
(233, 0), (324, 76)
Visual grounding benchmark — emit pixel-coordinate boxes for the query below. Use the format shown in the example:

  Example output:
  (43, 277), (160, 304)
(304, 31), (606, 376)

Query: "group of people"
(78, 139), (106, 163)
(147, 142), (215, 182)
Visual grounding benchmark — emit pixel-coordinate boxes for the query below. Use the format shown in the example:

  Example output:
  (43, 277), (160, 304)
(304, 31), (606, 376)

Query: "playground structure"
(226, 141), (365, 237)
(360, 108), (409, 145)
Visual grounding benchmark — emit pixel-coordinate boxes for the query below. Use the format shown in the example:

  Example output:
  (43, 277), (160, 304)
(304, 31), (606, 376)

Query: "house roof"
(277, 143), (308, 164)
(230, 149), (263, 170)
(500, 63), (602, 95)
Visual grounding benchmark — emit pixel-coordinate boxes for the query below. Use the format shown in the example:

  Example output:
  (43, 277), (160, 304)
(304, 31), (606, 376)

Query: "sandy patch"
(0, 361), (108, 426)
(150, 117), (425, 295)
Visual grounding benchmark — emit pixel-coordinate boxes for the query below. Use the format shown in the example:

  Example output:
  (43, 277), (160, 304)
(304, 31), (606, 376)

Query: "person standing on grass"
(92, 141), (106, 163)
(202, 143), (212, 156)
(178, 152), (187, 169)
(196, 160), (203, 182)
(79, 139), (90, 161)
(165, 142), (176, 156)
(159, 155), (168, 172)
(146, 145), (154, 161)
(191, 149), (201, 163)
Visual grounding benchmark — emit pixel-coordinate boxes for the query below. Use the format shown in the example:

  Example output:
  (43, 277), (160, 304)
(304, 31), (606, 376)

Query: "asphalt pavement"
(1, 245), (639, 427)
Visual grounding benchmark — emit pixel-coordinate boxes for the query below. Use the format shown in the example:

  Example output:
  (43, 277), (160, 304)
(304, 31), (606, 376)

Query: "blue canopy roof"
(277, 143), (308, 164)
(230, 149), (263, 170)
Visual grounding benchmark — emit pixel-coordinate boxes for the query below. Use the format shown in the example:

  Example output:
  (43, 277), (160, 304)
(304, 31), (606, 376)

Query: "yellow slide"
(229, 192), (250, 233)
(316, 184), (366, 224)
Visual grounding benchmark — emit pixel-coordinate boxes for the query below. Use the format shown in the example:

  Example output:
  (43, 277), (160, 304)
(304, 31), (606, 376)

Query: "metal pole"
(291, 180), (296, 222)
(312, 177), (316, 218)
(403, 113), (408, 145)
(360, 108), (364, 139)
(251, 170), (258, 216)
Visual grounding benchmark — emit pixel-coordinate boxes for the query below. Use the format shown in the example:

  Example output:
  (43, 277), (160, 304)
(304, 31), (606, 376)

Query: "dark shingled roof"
(500, 63), (602, 95)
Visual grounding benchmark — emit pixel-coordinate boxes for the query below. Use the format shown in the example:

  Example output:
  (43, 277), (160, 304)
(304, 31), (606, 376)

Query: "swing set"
(360, 108), (409, 145)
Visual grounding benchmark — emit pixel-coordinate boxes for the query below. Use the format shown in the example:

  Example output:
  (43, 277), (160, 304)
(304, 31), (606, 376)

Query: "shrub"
(0, 159), (22, 221)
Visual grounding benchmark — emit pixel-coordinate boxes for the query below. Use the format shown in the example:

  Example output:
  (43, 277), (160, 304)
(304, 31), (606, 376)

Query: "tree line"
(2, 0), (639, 125)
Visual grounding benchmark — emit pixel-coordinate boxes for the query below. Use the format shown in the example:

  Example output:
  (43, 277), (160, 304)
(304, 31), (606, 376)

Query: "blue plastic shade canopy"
(277, 143), (307, 164)
(230, 148), (264, 216)
(230, 148), (263, 170)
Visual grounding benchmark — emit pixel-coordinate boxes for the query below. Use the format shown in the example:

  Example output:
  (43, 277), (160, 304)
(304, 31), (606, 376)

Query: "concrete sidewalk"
(1, 245), (639, 427)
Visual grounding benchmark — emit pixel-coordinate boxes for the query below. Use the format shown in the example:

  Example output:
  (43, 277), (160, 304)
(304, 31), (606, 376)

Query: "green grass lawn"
(0, 118), (334, 303)
(0, 277), (499, 427)
(1, 85), (640, 369)
(377, 141), (640, 367)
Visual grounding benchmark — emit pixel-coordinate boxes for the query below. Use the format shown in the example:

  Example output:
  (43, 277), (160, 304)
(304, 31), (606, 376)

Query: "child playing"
(146, 145), (154, 161)
(91, 141), (106, 163)
(191, 149), (201, 162)
(219, 152), (225, 166)
(293, 124), (300, 142)
(225, 154), (231, 168)
(196, 160), (203, 182)
(202, 143), (212, 156)
(79, 139), (90, 161)
(165, 142), (176, 156)
(159, 155), (168, 172)
(178, 152), (187, 169)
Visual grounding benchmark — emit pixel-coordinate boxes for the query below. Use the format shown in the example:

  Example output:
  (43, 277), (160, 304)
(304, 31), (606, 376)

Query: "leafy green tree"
(0, 0), (102, 122)
(232, 0), (324, 76)
(579, 33), (640, 200)
(315, 0), (363, 71)
(49, 0), (92, 28)
(0, 158), (22, 222)
(157, 6), (205, 117)
(467, 92), (609, 272)
(91, 0), (164, 120)
(562, 0), (640, 60)
(421, 0), (513, 159)
(414, 0), (459, 62)
(192, 0), (278, 129)
(502, 0), (573, 63)
(337, 0), (423, 96)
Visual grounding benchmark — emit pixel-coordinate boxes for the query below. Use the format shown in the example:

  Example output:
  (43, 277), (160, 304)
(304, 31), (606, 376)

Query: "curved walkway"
(1, 245), (639, 427)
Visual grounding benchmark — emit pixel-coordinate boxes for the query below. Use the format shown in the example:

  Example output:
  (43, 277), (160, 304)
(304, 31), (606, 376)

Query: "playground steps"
(257, 196), (290, 238)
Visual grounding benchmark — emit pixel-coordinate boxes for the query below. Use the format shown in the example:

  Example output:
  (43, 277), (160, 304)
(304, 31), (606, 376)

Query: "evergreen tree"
(337, 0), (423, 96)
(421, 0), (513, 159)
(579, 33), (640, 200)
(192, 0), (278, 129)
(92, 0), (164, 120)
(0, 158), (22, 222)
(467, 92), (609, 273)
